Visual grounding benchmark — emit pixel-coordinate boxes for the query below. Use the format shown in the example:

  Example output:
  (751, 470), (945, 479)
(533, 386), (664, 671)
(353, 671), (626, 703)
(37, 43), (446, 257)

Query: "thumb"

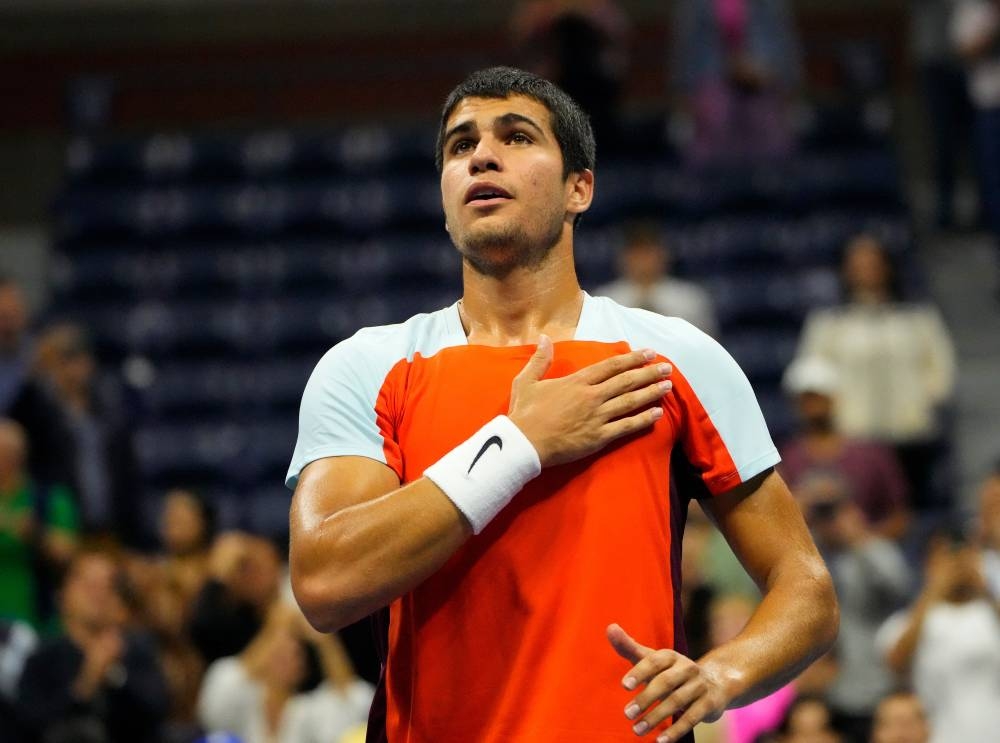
(607, 623), (654, 664)
(517, 334), (553, 382)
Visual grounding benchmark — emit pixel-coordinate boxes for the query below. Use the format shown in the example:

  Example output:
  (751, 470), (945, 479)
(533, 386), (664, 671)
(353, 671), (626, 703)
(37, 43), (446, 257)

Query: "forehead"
(445, 94), (554, 134)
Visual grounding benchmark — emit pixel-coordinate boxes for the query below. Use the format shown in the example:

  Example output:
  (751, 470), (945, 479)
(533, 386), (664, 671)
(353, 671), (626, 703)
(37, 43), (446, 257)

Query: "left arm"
(609, 469), (838, 741)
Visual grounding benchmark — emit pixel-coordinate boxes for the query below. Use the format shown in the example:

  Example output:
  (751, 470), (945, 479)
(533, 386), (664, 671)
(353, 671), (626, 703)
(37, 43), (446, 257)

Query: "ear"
(565, 168), (594, 219)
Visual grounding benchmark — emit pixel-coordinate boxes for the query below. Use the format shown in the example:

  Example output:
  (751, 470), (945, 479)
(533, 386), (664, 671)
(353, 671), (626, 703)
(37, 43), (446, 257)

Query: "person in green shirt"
(0, 418), (78, 629)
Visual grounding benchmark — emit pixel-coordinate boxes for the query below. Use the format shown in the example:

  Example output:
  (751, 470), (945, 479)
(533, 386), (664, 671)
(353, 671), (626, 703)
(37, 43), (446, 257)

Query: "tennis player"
(287, 67), (838, 743)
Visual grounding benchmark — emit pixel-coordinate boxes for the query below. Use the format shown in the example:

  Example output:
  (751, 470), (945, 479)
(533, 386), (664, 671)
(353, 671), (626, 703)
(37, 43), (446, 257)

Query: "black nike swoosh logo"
(468, 435), (503, 474)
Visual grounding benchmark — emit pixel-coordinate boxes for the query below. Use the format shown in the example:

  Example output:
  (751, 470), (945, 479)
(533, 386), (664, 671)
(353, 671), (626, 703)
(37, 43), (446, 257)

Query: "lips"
(464, 182), (513, 204)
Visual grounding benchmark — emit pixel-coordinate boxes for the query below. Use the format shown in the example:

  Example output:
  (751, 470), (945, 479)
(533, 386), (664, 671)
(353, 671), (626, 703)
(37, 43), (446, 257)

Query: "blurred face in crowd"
(784, 697), (841, 743)
(928, 534), (987, 603)
(439, 94), (592, 277)
(0, 282), (28, 355)
(622, 239), (669, 288)
(235, 537), (282, 609)
(795, 391), (835, 432)
(843, 235), (892, 300)
(871, 692), (930, 743)
(0, 419), (27, 485)
(61, 553), (128, 633)
(35, 324), (95, 399)
(160, 489), (210, 555)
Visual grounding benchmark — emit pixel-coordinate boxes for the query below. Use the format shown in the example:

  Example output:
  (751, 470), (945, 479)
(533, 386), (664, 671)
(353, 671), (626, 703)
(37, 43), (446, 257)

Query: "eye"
(451, 139), (475, 155)
(509, 132), (532, 145)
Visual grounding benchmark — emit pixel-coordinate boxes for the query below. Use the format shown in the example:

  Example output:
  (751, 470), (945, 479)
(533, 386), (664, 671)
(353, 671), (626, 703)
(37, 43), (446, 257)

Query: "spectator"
(157, 488), (214, 610)
(596, 222), (719, 336)
(197, 603), (373, 743)
(189, 532), (281, 664)
(16, 551), (169, 743)
(0, 278), (76, 491)
(870, 690), (930, 743)
(123, 551), (205, 743)
(0, 418), (78, 629)
(780, 356), (911, 540)
(511, 0), (630, 152)
(977, 458), (1000, 597)
(878, 526), (1000, 743)
(796, 234), (957, 510)
(774, 695), (843, 743)
(34, 323), (143, 547)
(671, 0), (802, 164)
(804, 475), (911, 743)
(951, 0), (1000, 253)
(911, 0), (977, 231)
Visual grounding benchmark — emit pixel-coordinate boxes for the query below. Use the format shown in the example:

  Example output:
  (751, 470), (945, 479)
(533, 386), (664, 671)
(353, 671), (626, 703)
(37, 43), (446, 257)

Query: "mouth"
(464, 182), (513, 206)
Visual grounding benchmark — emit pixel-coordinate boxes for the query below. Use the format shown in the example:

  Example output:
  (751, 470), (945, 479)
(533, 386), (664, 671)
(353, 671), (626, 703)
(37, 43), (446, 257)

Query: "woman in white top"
(198, 603), (373, 743)
(796, 234), (956, 508)
(877, 528), (1000, 743)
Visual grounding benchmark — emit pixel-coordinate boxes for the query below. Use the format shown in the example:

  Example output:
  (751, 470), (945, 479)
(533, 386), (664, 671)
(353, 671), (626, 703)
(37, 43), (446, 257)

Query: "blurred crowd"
(1, 1), (999, 743)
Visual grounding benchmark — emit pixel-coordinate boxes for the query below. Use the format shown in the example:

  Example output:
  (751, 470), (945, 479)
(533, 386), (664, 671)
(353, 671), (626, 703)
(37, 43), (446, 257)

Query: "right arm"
(290, 340), (672, 632)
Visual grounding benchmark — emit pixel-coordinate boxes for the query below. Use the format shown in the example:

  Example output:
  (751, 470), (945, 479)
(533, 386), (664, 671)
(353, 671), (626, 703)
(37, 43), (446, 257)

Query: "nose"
(468, 136), (502, 174)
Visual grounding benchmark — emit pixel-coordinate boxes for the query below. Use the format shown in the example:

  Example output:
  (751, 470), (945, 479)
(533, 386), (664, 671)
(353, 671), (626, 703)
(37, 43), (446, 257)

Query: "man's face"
(439, 94), (591, 277)
(872, 694), (929, 743)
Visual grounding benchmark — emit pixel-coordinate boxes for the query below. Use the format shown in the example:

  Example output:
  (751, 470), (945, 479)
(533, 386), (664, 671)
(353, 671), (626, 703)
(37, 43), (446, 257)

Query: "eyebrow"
(443, 112), (547, 149)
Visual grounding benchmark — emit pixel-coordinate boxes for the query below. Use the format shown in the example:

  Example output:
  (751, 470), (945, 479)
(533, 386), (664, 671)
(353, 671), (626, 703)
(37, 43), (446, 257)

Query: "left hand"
(608, 623), (729, 741)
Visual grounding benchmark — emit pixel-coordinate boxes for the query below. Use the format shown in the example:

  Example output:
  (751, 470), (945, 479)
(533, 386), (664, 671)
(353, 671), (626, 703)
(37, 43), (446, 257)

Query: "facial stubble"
(450, 201), (566, 279)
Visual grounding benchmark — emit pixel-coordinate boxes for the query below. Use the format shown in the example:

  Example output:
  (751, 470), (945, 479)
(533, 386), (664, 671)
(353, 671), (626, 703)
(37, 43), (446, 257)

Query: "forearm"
(291, 476), (471, 632)
(698, 554), (838, 708)
(885, 596), (932, 675)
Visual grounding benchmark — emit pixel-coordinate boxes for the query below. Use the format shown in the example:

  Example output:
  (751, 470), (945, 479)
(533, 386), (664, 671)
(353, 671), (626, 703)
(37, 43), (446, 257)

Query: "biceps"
(290, 456), (401, 536)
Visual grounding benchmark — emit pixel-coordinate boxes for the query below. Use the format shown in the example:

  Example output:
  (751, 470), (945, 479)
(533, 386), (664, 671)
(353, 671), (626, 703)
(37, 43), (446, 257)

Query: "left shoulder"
(584, 294), (717, 356)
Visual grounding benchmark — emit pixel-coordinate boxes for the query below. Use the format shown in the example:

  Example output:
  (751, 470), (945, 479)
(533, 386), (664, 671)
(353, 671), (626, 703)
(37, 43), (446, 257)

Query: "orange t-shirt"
(287, 294), (780, 742)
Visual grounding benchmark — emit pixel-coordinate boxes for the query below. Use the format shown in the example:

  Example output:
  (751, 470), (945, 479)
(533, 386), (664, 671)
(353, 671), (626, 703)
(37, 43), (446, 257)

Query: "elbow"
(290, 528), (375, 633)
(811, 562), (840, 655)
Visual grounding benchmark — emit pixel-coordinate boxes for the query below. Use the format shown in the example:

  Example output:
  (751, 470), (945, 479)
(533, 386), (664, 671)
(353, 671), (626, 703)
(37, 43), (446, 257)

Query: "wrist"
(423, 415), (541, 534)
(697, 654), (744, 710)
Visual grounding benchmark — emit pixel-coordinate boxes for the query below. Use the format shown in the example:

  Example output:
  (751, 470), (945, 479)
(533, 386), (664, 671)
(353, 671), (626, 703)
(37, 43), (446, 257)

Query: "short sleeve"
(667, 334), (781, 495)
(617, 307), (780, 496)
(286, 333), (403, 489)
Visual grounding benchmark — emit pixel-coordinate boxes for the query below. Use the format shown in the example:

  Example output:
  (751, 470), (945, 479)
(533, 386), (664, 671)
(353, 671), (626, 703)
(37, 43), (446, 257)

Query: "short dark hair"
(435, 66), (596, 179)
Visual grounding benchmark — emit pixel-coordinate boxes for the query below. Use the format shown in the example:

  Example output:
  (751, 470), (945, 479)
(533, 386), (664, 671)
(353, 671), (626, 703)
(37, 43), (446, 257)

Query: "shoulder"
(306, 304), (462, 395)
(321, 304), (461, 370)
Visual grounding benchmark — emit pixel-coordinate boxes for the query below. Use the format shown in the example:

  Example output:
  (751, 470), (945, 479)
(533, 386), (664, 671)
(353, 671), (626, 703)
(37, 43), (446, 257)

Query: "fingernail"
(623, 676), (638, 690)
(658, 380), (672, 394)
(657, 736), (671, 743)
(657, 363), (671, 375)
(633, 721), (649, 735)
(650, 406), (664, 419)
(642, 348), (656, 360)
(625, 704), (641, 720)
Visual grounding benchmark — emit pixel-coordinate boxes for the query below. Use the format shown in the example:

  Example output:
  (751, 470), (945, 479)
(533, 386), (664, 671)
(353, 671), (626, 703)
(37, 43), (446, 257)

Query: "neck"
(852, 288), (890, 305)
(459, 240), (583, 345)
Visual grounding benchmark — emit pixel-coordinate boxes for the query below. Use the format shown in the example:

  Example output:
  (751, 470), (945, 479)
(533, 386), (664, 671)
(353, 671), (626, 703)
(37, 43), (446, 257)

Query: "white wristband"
(423, 415), (542, 534)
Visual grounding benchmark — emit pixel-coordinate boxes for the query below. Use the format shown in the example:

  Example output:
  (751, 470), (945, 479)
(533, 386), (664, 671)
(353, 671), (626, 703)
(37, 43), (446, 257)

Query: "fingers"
(607, 623), (655, 666)
(600, 406), (664, 443)
(577, 348), (658, 385)
(634, 695), (719, 742)
(599, 378), (672, 421)
(595, 362), (672, 403)
(516, 334), (553, 383)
